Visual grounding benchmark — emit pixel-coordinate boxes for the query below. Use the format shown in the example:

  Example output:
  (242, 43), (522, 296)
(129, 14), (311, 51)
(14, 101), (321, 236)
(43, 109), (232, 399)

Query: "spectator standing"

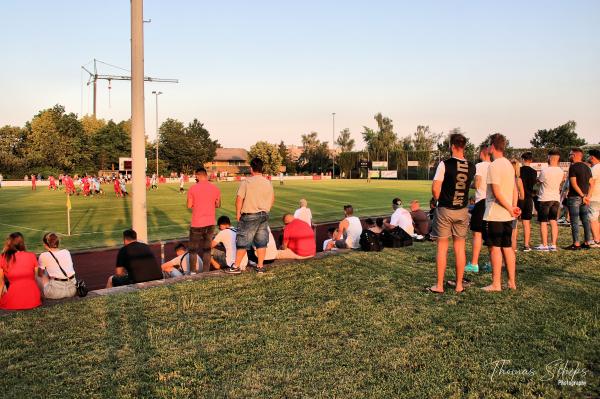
(187, 168), (221, 272)
(226, 158), (274, 274)
(106, 229), (163, 288)
(277, 214), (316, 259)
(589, 149), (600, 246)
(482, 133), (521, 292)
(37, 232), (76, 299)
(565, 148), (593, 250)
(0, 232), (41, 310)
(294, 198), (313, 226)
(31, 174), (36, 190)
(519, 152), (537, 251)
(466, 145), (491, 272)
(534, 149), (565, 251)
(428, 133), (475, 293)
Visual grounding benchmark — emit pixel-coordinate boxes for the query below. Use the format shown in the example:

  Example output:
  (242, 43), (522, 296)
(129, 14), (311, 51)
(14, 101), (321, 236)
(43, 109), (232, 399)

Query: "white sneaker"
(548, 245), (557, 251)
(534, 245), (549, 251)
(588, 242), (600, 249)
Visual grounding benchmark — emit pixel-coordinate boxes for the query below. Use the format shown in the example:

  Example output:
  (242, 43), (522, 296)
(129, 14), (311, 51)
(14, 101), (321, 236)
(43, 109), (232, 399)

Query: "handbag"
(48, 251), (88, 297)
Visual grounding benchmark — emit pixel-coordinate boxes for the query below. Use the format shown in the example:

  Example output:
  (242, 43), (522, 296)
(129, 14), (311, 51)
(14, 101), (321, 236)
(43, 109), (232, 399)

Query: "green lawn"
(0, 179), (433, 252)
(0, 236), (598, 398)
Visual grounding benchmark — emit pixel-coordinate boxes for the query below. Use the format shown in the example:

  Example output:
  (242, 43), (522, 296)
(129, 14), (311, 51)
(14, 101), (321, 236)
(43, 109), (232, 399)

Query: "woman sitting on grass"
(37, 232), (77, 299)
(0, 232), (42, 310)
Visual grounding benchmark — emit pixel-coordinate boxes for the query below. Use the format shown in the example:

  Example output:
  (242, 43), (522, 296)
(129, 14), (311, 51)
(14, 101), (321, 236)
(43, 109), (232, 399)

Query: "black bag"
(359, 229), (383, 252)
(381, 227), (413, 248)
(48, 251), (88, 297)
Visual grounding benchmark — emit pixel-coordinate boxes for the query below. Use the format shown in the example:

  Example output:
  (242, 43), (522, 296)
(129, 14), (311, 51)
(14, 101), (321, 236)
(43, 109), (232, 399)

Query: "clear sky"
(1, 0), (598, 149)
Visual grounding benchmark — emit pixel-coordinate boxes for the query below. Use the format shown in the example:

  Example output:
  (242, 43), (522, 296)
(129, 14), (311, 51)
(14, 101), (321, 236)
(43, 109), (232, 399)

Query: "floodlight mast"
(81, 59), (178, 118)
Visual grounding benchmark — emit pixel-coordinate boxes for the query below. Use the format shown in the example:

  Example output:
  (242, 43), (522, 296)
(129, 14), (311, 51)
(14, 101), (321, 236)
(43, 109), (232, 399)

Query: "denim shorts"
(236, 212), (270, 250)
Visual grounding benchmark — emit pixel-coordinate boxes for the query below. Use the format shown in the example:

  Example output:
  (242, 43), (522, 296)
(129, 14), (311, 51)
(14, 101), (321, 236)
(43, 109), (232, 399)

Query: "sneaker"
(224, 267), (242, 274)
(482, 262), (492, 273)
(256, 267), (265, 274)
(548, 245), (557, 252)
(522, 246), (532, 252)
(563, 244), (581, 251)
(580, 243), (591, 250)
(465, 262), (479, 273)
(533, 244), (549, 251)
(589, 242), (600, 249)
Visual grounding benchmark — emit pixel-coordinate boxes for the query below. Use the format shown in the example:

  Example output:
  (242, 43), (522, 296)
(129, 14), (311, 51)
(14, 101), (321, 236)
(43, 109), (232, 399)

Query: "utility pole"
(131, 0), (148, 242)
(152, 91), (162, 179)
(332, 112), (336, 178)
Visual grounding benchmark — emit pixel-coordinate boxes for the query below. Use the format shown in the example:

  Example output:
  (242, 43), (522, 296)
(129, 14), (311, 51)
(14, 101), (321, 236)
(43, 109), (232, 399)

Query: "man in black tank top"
(428, 133), (475, 294)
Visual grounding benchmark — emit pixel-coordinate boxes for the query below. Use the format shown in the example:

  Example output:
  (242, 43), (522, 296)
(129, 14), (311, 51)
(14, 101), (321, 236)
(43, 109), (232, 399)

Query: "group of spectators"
(2, 144), (598, 309)
(428, 133), (600, 294)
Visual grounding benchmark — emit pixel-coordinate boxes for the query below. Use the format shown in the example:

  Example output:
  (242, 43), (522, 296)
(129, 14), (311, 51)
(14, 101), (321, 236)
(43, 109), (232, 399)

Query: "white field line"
(0, 222), (49, 233)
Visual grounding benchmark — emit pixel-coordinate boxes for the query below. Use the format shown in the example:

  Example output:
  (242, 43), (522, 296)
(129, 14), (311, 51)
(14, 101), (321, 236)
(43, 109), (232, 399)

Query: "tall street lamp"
(332, 112), (336, 178)
(152, 91), (163, 179)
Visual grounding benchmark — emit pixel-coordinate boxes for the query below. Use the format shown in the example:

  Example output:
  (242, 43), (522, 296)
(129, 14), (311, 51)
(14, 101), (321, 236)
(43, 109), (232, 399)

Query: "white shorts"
(590, 201), (600, 220)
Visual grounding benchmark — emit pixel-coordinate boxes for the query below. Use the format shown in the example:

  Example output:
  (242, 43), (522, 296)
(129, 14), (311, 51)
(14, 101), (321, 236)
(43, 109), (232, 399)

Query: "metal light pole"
(131, 0), (148, 242)
(152, 91), (162, 179)
(332, 112), (336, 178)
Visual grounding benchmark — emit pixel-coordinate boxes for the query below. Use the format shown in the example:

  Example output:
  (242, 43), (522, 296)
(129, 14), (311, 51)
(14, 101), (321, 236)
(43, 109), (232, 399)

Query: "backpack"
(359, 229), (383, 252)
(381, 227), (413, 248)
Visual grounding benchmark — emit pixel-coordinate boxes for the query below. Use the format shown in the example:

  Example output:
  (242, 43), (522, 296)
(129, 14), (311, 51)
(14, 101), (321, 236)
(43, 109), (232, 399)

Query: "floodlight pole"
(332, 112), (336, 179)
(152, 91), (162, 180)
(131, 0), (148, 242)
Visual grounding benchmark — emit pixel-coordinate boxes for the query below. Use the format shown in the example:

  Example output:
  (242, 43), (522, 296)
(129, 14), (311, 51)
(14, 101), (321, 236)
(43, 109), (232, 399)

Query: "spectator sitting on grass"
(333, 205), (362, 249)
(294, 198), (313, 226)
(211, 216), (248, 271)
(161, 242), (201, 278)
(106, 229), (163, 288)
(365, 218), (381, 234)
(37, 232), (77, 299)
(277, 214), (316, 260)
(384, 198), (420, 239)
(0, 232), (41, 310)
(409, 200), (431, 238)
(375, 217), (385, 234)
(322, 227), (338, 251)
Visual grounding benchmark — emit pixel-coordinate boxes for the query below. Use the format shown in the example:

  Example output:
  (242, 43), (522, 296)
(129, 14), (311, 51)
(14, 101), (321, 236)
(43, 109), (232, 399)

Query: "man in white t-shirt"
(482, 133), (521, 292)
(384, 198), (415, 236)
(161, 242), (202, 277)
(293, 198), (313, 226)
(467, 144), (491, 272)
(588, 149), (600, 246)
(211, 215), (248, 270)
(534, 149), (565, 251)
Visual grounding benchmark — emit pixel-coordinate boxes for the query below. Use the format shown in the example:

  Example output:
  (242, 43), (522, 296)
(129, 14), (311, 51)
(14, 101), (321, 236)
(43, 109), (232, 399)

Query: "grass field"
(0, 233), (598, 398)
(0, 180), (433, 252)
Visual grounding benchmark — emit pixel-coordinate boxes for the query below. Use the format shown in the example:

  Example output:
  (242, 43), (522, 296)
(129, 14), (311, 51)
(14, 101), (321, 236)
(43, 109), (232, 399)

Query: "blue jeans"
(236, 212), (270, 250)
(567, 197), (592, 244)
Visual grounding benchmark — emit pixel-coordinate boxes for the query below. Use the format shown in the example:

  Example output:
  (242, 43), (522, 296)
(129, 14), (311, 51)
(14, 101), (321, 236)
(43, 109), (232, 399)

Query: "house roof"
(214, 148), (248, 162)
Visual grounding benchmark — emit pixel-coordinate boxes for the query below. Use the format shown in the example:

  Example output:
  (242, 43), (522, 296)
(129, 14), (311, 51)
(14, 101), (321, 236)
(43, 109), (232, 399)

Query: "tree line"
(0, 105), (219, 178)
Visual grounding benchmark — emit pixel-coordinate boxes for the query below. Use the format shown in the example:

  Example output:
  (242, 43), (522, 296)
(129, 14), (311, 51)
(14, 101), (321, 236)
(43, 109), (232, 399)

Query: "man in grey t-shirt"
(225, 157), (274, 274)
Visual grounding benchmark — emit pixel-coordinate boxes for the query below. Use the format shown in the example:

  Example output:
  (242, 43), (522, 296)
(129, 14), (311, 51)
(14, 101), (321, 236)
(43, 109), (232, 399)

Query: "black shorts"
(538, 201), (559, 222)
(469, 200), (486, 232)
(518, 197), (533, 221)
(111, 274), (131, 287)
(482, 220), (513, 248)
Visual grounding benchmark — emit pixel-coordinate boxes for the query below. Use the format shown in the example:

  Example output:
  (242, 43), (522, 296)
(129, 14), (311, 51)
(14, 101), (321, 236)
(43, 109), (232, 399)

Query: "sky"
(1, 0), (599, 149)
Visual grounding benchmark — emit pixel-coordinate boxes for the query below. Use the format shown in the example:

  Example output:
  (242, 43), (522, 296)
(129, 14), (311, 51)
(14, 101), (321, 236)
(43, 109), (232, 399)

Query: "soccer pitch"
(0, 179), (433, 252)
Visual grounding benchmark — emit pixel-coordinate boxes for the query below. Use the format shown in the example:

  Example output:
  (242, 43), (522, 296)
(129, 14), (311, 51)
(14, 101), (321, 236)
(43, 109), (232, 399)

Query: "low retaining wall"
(71, 216), (385, 290)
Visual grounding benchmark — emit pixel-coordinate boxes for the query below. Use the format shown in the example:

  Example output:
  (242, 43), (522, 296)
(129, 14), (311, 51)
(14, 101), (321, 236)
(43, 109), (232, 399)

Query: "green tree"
(0, 125), (26, 176)
(22, 105), (92, 173)
(361, 113), (398, 160)
(299, 132), (332, 173)
(336, 128), (355, 152)
(92, 120), (131, 170)
(438, 128), (476, 161)
(248, 141), (283, 176)
(80, 115), (106, 136)
(530, 121), (586, 148)
(159, 118), (218, 175)
(278, 140), (296, 174)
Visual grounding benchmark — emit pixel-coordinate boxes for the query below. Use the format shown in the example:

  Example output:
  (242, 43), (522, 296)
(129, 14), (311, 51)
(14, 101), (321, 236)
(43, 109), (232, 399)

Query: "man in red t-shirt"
(276, 214), (316, 260)
(187, 168), (221, 272)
